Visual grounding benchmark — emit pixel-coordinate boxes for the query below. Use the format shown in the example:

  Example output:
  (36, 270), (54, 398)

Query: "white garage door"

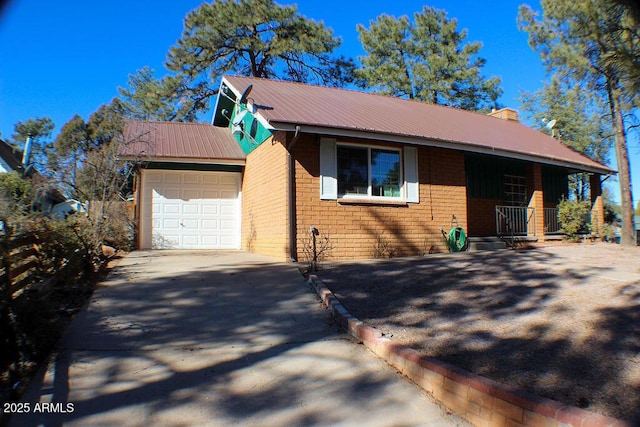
(140, 170), (241, 249)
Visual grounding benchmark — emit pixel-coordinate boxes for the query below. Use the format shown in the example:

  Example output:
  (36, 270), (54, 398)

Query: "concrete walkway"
(11, 251), (468, 426)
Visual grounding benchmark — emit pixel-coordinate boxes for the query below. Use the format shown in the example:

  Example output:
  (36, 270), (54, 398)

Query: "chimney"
(22, 135), (32, 166)
(488, 107), (519, 122)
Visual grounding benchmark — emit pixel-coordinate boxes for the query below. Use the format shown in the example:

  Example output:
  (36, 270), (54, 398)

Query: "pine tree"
(520, 76), (613, 200)
(120, 0), (354, 121)
(519, 0), (638, 245)
(356, 6), (501, 111)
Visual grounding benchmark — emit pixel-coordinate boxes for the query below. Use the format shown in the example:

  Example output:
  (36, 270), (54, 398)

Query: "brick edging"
(307, 274), (632, 427)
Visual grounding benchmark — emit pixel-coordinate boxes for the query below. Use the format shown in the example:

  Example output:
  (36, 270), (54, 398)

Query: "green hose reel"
(446, 226), (467, 252)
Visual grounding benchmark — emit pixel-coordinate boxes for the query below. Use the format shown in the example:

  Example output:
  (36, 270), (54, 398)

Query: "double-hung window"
(320, 138), (419, 203)
(337, 145), (401, 198)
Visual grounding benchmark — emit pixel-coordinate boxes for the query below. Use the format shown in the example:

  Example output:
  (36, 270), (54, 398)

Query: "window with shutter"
(319, 140), (419, 203)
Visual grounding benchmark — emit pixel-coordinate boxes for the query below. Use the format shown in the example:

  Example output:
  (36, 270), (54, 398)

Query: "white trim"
(403, 146), (419, 203)
(123, 157), (246, 166)
(319, 137), (337, 200)
(253, 110), (275, 131)
(139, 169), (242, 249)
(221, 76), (243, 98)
(221, 77), (275, 132)
(336, 143), (403, 200)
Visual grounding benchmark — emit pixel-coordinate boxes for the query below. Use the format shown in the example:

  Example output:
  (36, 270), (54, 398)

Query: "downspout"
(287, 126), (301, 262)
(133, 168), (142, 249)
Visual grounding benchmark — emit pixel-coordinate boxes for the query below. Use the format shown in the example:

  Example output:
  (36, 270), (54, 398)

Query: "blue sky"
(0, 0), (637, 203)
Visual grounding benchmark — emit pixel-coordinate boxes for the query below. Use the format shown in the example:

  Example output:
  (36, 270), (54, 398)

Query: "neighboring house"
(0, 137), (68, 215)
(0, 138), (26, 174)
(50, 199), (87, 219)
(122, 76), (614, 261)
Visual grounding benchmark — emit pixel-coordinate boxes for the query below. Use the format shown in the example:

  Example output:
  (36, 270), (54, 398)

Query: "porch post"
(528, 164), (546, 241)
(590, 174), (605, 238)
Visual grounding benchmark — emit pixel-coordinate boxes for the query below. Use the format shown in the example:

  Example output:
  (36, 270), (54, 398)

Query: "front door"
(499, 174), (528, 235)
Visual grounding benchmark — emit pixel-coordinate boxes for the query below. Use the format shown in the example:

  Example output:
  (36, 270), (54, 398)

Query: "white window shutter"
(319, 138), (337, 200)
(404, 146), (419, 203)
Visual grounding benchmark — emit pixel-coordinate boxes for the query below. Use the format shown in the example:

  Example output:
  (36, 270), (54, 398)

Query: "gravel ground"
(316, 242), (640, 423)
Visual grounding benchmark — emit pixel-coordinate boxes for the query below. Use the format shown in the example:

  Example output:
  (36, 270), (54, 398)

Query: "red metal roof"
(121, 121), (245, 162)
(223, 75), (614, 174)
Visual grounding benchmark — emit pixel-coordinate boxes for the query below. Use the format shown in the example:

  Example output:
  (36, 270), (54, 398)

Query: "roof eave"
(269, 122), (616, 176)
(118, 155), (246, 166)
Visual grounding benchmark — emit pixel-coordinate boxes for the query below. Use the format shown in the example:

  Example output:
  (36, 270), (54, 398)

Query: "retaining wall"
(307, 275), (633, 427)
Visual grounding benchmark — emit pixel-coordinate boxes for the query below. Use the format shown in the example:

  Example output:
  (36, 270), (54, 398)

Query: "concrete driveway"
(11, 251), (468, 426)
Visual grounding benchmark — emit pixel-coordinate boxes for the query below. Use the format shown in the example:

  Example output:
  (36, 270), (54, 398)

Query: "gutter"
(118, 156), (246, 166)
(270, 123), (615, 176)
(287, 126), (301, 262)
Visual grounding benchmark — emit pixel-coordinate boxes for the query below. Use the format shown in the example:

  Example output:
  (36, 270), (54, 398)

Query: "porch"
(494, 205), (562, 238)
(465, 154), (605, 242)
(467, 206), (559, 250)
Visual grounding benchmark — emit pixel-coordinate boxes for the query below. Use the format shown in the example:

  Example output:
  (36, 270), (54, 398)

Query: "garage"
(122, 120), (246, 251)
(139, 169), (241, 249)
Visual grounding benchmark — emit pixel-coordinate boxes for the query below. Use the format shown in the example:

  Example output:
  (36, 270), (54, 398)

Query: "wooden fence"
(1, 220), (86, 396)
(2, 233), (40, 296)
(1, 220), (87, 303)
(0, 227), (50, 299)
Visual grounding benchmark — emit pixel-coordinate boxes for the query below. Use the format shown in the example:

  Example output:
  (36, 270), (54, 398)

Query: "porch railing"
(544, 207), (562, 234)
(495, 206), (536, 236)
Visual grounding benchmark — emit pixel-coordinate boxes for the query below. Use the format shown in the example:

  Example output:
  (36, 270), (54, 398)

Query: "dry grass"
(317, 242), (640, 423)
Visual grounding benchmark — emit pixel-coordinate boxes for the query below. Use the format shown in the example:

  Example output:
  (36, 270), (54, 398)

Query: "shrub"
(0, 172), (35, 224)
(55, 206), (133, 272)
(601, 222), (619, 243)
(557, 198), (591, 239)
(301, 228), (332, 272)
(373, 231), (396, 258)
(38, 217), (86, 273)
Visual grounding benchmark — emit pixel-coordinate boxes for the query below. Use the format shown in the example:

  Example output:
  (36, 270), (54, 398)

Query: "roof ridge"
(127, 120), (213, 126)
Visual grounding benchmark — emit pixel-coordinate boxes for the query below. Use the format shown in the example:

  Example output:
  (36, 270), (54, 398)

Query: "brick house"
(123, 75), (614, 261)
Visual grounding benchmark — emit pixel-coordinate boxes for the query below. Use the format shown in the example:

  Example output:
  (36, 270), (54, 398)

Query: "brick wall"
(292, 135), (467, 261)
(590, 174), (605, 236)
(241, 133), (290, 261)
(239, 132), (567, 260)
(527, 164), (546, 240)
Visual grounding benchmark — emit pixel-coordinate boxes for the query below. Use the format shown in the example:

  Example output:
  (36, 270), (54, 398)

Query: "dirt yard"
(316, 242), (640, 423)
